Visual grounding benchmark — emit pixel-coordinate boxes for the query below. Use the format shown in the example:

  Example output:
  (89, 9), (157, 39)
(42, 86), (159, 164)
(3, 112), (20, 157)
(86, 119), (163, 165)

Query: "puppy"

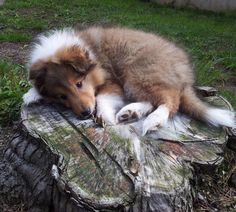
(23, 26), (235, 135)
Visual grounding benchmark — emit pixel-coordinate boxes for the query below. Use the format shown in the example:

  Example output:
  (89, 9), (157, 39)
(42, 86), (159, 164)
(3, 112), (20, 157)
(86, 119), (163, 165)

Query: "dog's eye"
(76, 81), (82, 88)
(59, 94), (67, 100)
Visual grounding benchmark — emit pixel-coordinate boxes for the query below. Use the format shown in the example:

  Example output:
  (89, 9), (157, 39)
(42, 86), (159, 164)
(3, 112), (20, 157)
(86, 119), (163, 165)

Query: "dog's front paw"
(116, 102), (153, 123)
(142, 104), (169, 136)
(96, 109), (116, 126)
(95, 94), (125, 127)
(23, 87), (42, 105)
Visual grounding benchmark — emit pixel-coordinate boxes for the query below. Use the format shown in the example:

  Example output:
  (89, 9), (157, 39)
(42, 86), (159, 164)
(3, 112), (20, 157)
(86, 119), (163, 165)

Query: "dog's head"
(28, 29), (105, 118)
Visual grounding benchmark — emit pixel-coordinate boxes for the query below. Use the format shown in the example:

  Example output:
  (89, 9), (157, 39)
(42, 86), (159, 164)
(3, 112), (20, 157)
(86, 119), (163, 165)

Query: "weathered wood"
(194, 86), (218, 97)
(3, 90), (234, 211)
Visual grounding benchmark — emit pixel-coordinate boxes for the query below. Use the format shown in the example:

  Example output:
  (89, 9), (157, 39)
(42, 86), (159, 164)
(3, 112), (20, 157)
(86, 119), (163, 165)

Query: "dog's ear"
(29, 62), (47, 89)
(58, 45), (97, 75)
(69, 61), (97, 76)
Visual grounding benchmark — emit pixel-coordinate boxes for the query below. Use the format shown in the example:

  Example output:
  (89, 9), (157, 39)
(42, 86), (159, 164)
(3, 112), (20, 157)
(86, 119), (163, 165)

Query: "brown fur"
(78, 27), (199, 117)
(29, 54), (105, 116)
(29, 26), (208, 119)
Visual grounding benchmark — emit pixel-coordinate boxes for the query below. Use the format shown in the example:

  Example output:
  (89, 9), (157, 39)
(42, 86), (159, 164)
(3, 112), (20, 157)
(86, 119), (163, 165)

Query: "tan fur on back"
(79, 27), (195, 116)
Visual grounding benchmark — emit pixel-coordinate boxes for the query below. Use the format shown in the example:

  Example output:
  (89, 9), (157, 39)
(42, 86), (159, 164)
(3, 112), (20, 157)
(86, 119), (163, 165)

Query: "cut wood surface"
(3, 87), (234, 211)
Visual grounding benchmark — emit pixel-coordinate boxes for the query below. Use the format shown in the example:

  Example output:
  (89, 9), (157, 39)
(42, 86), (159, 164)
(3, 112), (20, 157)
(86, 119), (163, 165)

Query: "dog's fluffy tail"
(180, 86), (236, 128)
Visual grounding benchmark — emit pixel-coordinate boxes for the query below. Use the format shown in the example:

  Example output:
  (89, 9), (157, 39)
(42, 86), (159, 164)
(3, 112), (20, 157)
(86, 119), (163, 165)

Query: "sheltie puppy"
(23, 26), (235, 135)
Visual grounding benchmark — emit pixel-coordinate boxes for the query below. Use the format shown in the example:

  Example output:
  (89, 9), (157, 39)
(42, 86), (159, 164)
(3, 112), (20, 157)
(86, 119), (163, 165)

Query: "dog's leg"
(141, 88), (180, 135)
(121, 85), (180, 135)
(96, 83), (125, 126)
(142, 104), (170, 135)
(96, 94), (124, 125)
(23, 87), (42, 105)
(116, 102), (154, 123)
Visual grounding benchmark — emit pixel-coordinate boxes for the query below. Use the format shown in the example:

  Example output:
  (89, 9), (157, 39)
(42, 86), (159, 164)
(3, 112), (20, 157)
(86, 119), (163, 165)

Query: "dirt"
(0, 197), (25, 212)
(0, 42), (29, 64)
(194, 148), (236, 211)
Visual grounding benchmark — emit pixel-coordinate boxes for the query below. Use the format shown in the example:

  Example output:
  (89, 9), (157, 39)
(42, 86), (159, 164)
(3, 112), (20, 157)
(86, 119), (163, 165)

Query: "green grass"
(0, 61), (30, 126)
(0, 0), (236, 126)
(0, 30), (31, 42)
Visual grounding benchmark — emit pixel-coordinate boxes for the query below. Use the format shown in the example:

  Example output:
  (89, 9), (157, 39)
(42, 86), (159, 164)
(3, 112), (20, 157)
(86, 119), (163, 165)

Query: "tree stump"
(3, 87), (234, 212)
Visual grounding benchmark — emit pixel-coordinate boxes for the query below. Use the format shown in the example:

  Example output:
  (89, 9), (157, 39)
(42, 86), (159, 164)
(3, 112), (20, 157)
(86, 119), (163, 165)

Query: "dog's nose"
(81, 108), (92, 117)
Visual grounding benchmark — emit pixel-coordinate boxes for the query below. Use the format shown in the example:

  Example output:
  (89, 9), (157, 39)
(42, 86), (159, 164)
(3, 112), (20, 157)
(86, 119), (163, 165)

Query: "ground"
(0, 0), (235, 211)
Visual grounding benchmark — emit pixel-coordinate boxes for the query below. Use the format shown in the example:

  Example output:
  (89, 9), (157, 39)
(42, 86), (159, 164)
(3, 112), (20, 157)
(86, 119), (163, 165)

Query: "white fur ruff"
(29, 28), (94, 66)
(23, 87), (42, 105)
(96, 94), (125, 125)
(205, 108), (236, 128)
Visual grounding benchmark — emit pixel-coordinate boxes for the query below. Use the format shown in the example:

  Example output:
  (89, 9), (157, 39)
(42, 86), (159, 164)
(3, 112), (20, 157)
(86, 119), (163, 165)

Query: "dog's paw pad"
(116, 102), (153, 123)
(95, 116), (106, 127)
(117, 109), (138, 123)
